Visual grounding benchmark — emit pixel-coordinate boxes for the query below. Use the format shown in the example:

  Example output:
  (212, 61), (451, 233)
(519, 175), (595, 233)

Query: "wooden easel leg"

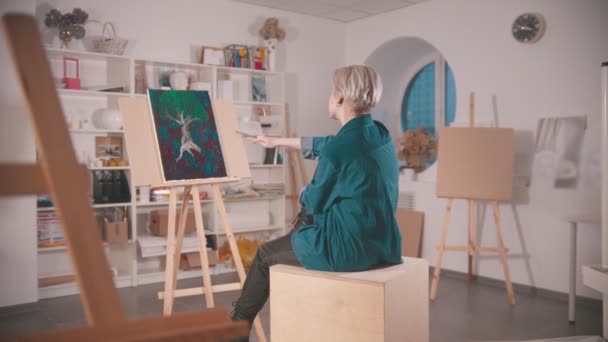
(162, 188), (179, 315)
(191, 186), (215, 308)
(170, 186), (192, 301)
(211, 184), (267, 342)
(430, 199), (453, 300)
(287, 150), (300, 221)
(296, 153), (308, 188)
(468, 199), (476, 283)
(492, 201), (516, 305)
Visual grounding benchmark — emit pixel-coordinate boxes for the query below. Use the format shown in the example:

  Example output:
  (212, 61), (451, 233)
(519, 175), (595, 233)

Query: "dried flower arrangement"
(259, 17), (286, 41)
(44, 8), (89, 48)
(397, 126), (438, 173)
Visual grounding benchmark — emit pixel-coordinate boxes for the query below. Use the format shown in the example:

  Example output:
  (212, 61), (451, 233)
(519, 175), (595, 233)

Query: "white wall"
(346, 0), (608, 298)
(0, 0), (38, 307)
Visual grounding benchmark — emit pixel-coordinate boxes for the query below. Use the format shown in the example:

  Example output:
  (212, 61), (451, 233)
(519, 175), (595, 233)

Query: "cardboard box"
(103, 219), (128, 243)
(179, 250), (218, 270)
(149, 209), (197, 236)
(396, 209), (424, 258)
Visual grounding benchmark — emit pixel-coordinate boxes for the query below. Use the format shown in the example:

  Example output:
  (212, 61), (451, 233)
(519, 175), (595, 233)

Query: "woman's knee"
(255, 241), (272, 262)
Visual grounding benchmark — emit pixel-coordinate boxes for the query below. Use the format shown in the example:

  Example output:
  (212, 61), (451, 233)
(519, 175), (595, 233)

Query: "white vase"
(92, 108), (123, 130)
(264, 38), (278, 72)
(169, 71), (189, 90)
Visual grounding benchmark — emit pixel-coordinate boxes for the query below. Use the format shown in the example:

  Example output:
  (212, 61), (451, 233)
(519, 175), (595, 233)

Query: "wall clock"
(512, 13), (546, 43)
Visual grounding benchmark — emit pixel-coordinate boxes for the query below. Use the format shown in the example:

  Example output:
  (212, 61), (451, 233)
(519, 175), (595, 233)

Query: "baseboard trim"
(430, 267), (602, 307)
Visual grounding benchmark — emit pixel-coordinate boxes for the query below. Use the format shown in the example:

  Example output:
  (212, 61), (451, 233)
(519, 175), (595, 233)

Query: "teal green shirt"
(291, 114), (402, 272)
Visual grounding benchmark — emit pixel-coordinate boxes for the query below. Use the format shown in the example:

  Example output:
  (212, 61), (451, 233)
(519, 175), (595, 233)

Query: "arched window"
(401, 60), (456, 134)
(401, 57), (456, 166)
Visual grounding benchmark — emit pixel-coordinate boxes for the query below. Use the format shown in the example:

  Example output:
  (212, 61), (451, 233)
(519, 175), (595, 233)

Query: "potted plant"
(397, 126), (438, 177)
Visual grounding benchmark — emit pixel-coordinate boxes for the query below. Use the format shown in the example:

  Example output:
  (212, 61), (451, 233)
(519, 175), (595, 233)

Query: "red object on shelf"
(62, 56), (81, 90)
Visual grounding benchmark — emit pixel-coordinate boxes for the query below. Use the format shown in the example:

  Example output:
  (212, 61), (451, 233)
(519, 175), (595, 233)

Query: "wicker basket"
(84, 22), (128, 55)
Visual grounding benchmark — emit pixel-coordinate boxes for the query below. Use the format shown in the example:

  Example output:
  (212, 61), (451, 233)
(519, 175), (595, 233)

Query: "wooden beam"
(0, 164), (47, 195)
(158, 282), (241, 300)
(9, 309), (249, 342)
(1, 14), (125, 324)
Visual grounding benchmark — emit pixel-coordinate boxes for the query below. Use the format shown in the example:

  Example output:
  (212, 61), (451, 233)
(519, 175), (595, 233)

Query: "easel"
(157, 181), (267, 342)
(430, 92), (516, 305)
(284, 104), (308, 221)
(118, 97), (267, 341)
(0, 14), (248, 341)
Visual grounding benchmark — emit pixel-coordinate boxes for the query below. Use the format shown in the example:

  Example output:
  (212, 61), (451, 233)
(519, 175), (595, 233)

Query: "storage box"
(103, 219), (128, 243)
(270, 257), (429, 342)
(179, 250), (218, 270)
(149, 209), (197, 236)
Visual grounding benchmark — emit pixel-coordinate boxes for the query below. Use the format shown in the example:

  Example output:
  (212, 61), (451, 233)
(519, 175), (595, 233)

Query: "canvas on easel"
(430, 92), (516, 305)
(118, 95), (267, 342)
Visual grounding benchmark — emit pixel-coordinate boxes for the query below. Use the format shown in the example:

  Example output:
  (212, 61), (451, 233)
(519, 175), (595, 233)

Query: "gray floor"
(0, 272), (603, 341)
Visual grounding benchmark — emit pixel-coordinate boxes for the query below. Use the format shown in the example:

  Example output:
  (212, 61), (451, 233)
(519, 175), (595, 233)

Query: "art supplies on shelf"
(38, 212), (65, 248)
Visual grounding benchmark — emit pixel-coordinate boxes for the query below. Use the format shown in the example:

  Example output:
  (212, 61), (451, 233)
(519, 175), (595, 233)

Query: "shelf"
(136, 266), (235, 286)
(37, 202), (133, 212)
(211, 224), (284, 235)
(38, 274), (132, 299)
(134, 94), (148, 98)
(38, 240), (135, 253)
(223, 195), (284, 202)
(233, 100), (284, 107)
(216, 66), (282, 76)
(58, 88), (131, 98)
(93, 202), (133, 208)
(136, 199), (213, 208)
(69, 129), (124, 134)
(46, 47), (131, 62)
(135, 196), (280, 208)
(88, 166), (131, 171)
(138, 234), (202, 258)
(249, 164), (285, 169)
(37, 245), (67, 252)
(135, 58), (214, 71)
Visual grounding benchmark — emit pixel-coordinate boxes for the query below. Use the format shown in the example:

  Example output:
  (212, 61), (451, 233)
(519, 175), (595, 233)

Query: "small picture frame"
(95, 136), (123, 160)
(251, 76), (267, 102)
(200, 46), (225, 66)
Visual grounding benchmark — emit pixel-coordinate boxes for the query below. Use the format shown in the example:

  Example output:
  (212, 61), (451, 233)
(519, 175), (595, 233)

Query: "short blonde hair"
(332, 65), (382, 115)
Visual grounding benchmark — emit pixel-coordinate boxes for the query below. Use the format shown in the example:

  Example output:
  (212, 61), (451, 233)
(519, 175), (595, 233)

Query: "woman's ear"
(337, 96), (344, 105)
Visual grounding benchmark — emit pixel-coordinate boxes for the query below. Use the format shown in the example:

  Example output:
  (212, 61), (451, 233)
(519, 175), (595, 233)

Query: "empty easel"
(1, 13), (248, 341)
(284, 103), (309, 221)
(119, 98), (267, 341)
(430, 92), (516, 305)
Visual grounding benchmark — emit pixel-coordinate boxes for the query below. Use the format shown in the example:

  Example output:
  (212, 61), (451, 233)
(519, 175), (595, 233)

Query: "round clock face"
(512, 13), (546, 43)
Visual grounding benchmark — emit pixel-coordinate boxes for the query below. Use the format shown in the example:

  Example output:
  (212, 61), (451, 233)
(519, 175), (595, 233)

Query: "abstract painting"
(533, 116), (587, 188)
(148, 90), (227, 181)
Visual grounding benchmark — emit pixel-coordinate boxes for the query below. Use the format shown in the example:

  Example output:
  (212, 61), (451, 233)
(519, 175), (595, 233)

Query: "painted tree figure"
(157, 90), (209, 162)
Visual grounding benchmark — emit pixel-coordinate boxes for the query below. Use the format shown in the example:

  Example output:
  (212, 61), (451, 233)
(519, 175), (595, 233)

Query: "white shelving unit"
(36, 47), (287, 298)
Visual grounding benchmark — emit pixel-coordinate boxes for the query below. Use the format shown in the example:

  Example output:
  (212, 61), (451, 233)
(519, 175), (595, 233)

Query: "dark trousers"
(233, 208), (312, 321)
